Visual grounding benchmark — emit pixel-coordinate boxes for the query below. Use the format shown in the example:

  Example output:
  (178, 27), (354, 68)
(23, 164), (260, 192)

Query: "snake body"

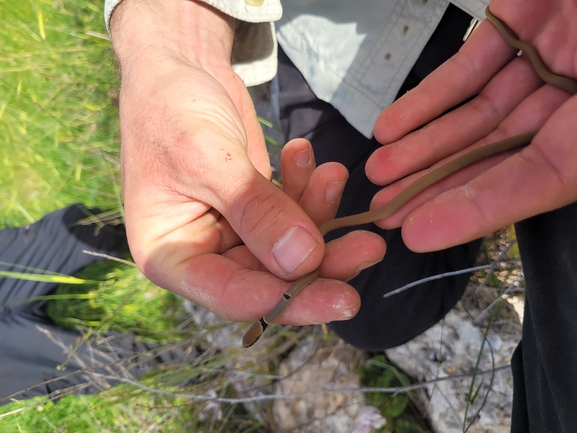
(242, 8), (577, 348)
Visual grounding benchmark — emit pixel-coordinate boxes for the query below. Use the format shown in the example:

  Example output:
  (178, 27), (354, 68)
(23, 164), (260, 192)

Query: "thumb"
(208, 160), (326, 279)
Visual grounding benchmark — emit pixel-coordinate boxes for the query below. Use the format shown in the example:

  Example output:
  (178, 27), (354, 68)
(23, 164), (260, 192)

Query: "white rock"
(385, 285), (522, 433)
(273, 338), (367, 433)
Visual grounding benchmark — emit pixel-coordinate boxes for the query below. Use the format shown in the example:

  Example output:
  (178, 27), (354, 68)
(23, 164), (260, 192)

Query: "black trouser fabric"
(511, 204), (577, 432)
(276, 5), (481, 351)
(0, 205), (192, 403)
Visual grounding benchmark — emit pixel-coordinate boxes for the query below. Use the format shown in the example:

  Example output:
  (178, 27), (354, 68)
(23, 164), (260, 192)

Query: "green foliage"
(0, 360), (267, 432)
(479, 227), (521, 289)
(0, 0), (121, 229)
(0, 392), (189, 432)
(505, 225), (520, 258)
(0, 386), (241, 432)
(44, 260), (192, 343)
(359, 355), (425, 433)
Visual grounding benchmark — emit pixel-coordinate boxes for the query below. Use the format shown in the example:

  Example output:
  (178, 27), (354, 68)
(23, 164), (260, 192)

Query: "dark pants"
(511, 206), (577, 432)
(0, 205), (191, 403)
(277, 4), (577, 431)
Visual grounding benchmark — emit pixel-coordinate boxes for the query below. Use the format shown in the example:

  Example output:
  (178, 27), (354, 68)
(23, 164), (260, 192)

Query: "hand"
(110, 0), (385, 325)
(367, 0), (577, 252)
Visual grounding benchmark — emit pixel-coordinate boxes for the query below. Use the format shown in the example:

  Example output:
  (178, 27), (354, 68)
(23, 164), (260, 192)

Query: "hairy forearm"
(109, 0), (235, 72)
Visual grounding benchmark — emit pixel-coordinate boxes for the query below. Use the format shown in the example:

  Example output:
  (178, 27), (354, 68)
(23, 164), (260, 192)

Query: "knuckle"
(237, 187), (285, 237)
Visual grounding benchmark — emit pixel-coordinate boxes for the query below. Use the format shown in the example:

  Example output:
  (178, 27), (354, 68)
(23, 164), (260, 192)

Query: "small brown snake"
(242, 7), (577, 348)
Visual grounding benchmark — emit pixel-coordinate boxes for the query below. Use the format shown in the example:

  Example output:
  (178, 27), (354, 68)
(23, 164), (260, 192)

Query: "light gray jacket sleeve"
(104, 0), (283, 86)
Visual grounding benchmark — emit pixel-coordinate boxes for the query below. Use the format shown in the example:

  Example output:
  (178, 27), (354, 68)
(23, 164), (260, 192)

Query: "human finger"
(280, 138), (317, 202)
(401, 94), (577, 252)
(318, 231), (386, 282)
(371, 84), (571, 230)
(298, 162), (349, 226)
(177, 253), (360, 325)
(224, 229), (386, 282)
(373, 19), (517, 145)
(367, 56), (542, 185)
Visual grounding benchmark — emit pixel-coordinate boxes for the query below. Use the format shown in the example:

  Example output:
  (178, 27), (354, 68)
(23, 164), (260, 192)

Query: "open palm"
(368, 0), (577, 251)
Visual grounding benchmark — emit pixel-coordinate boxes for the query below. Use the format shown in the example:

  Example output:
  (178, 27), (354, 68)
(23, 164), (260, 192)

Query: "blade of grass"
(0, 270), (97, 285)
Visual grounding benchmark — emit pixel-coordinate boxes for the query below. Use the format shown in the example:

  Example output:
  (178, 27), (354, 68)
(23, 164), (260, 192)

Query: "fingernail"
(325, 180), (346, 203)
(294, 148), (311, 168)
(273, 226), (318, 274)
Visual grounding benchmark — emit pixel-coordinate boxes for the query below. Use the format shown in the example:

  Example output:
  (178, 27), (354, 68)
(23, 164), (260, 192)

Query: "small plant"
(44, 260), (192, 343)
(358, 354), (425, 433)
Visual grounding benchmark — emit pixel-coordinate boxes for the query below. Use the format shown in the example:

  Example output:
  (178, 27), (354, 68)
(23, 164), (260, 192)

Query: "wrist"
(109, 0), (235, 73)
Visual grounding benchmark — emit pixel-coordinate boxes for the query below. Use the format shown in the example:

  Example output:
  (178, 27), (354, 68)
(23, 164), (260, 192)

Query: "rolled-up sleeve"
(104, 0), (283, 86)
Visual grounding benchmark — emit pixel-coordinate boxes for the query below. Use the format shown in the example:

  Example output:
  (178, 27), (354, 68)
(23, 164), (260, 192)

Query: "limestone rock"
(273, 338), (368, 433)
(385, 285), (523, 433)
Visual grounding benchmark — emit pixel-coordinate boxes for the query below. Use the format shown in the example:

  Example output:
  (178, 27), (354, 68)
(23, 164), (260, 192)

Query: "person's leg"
(0, 205), (194, 403)
(511, 202), (577, 432)
(0, 204), (127, 316)
(0, 205), (129, 401)
(276, 5), (481, 351)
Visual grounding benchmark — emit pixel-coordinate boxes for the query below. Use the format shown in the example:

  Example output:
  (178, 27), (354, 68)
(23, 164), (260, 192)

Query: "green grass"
(359, 355), (425, 433)
(0, 392), (195, 433)
(44, 260), (193, 343)
(0, 1), (206, 430)
(0, 0), (121, 229)
(0, 372), (264, 432)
